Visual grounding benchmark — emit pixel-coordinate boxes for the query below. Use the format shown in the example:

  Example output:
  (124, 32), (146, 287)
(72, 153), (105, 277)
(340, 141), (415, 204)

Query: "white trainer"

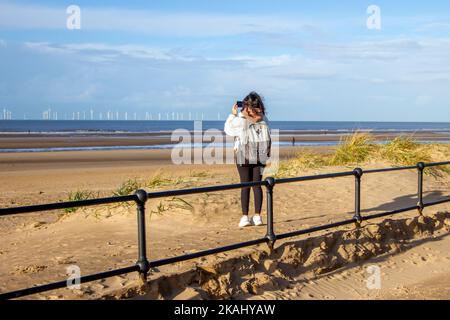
(252, 214), (263, 226)
(238, 215), (252, 228)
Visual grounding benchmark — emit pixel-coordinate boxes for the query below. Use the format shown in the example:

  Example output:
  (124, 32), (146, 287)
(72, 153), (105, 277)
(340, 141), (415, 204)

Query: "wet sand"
(1, 131), (450, 149)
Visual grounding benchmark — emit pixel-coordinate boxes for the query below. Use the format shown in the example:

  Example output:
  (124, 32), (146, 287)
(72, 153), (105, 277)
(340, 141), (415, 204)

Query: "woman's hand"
(231, 103), (238, 116)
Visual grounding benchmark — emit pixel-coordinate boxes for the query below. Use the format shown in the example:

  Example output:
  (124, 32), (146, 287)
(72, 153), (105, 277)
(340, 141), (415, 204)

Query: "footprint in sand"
(91, 282), (109, 291)
(54, 256), (77, 265)
(107, 276), (128, 288)
(333, 273), (345, 280)
(262, 292), (278, 299)
(12, 264), (48, 274)
(107, 251), (122, 257)
(386, 262), (397, 269)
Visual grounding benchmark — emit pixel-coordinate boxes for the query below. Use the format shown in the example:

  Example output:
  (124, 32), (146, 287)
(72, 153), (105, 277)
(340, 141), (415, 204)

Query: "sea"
(1, 120), (450, 152)
(2, 120), (450, 134)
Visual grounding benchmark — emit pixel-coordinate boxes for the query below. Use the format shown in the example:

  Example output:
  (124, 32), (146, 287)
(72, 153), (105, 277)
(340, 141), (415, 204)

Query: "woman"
(224, 92), (271, 228)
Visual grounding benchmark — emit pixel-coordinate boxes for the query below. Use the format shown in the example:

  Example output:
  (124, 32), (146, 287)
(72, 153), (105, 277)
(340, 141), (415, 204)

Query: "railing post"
(264, 177), (276, 252)
(353, 168), (363, 227)
(135, 189), (150, 283)
(417, 162), (425, 215)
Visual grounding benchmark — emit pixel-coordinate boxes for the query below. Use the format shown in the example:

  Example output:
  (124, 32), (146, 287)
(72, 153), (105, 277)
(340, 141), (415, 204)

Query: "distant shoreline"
(0, 131), (450, 152)
(1, 119), (450, 135)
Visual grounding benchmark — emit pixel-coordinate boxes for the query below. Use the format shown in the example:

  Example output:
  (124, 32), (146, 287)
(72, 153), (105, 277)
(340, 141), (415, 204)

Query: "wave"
(0, 141), (338, 153)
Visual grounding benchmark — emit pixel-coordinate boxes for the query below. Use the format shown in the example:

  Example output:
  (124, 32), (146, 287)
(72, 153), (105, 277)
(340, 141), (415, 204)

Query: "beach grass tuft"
(275, 151), (330, 177)
(151, 201), (170, 215)
(277, 132), (450, 178)
(330, 132), (377, 165)
(149, 197), (194, 216)
(113, 178), (143, 196)
(146, 175), (173, 189)
(189, 170), (214, 179)
(380, 135), (431, 166)
(64, 190), (96, 213)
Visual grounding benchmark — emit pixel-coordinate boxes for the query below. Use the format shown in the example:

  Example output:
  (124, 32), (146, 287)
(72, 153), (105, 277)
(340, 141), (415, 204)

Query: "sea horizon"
(1, 119), (450, 134)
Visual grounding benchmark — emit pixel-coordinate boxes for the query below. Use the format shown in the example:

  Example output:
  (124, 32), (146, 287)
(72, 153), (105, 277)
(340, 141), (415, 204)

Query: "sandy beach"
(0, 146), (328, 209)
(1, 131), (450, 150)
(0, 141), (449, 300)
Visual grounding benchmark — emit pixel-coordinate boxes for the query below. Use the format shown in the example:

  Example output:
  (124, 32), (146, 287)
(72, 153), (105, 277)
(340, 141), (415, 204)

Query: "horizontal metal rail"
(146, 180), (268, 199)
(276, 171), (355, 184)
(0, 265), (139, 300)
(423, 197), (450, 207)
(0, 195), (137, 217)
(1, 161), (449, 300)
(425, 161), (450, 167)
(149, 237), (268, 268)
(363, 166), (417, 174)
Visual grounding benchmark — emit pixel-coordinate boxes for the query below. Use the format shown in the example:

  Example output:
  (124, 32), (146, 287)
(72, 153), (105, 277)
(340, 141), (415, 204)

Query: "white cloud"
(23, 42), (196, 62)
(416, 22), (450, 32)
(303, 39), (423, 61)
(24, 41), (302, 70)
(22, 41), (341, 84)
(0, 2), (312, 37)
(227, 54), (293, 68)
(22, 36), (450, 86)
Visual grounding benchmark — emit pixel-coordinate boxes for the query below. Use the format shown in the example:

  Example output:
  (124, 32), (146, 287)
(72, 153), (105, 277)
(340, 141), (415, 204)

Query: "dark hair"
(243, 91), (266, 115)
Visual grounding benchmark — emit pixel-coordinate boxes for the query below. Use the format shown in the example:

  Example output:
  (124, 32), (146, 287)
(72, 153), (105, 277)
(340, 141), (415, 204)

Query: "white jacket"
(224, 112), (271, 164)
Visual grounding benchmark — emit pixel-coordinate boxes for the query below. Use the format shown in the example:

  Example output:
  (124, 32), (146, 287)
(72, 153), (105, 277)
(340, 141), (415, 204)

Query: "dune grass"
(64, 190), (97, 213)
(189, 170), (211, 178)
(380, 136), (431, 166)
(113, 178), (143, 196)
(150, 197), (194, 216)
(330, 133), (377, 165)
(276, 152), (331, 177)
(277, 132), (450, 178)
(146, 175), (174, 189)
(107, 172), (209, 214)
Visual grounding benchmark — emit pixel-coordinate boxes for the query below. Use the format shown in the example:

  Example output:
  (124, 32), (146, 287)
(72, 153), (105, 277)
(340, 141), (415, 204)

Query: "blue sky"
(1, 1), (450, 121)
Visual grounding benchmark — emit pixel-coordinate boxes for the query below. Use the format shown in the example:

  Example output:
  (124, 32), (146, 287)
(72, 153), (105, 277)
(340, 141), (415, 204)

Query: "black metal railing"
(1, 161), (449, 300)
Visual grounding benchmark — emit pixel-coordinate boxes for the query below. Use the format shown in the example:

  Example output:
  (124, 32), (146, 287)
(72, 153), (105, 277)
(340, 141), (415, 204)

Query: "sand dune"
(1, 152), (449, 299)
(133, 212), (450, 300)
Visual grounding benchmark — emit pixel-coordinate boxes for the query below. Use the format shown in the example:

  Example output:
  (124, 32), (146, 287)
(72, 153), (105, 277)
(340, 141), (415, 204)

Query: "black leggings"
(236, 164), (264, 215)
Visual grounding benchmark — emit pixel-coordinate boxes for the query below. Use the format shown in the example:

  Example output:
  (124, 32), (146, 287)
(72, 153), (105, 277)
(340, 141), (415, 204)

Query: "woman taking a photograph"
(224, 92), (271, 228)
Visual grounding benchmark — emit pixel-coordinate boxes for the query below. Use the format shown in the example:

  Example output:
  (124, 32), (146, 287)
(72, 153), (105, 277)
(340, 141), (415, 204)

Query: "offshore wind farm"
(2, 106), (222, 121)
(37, 108), (209, 121)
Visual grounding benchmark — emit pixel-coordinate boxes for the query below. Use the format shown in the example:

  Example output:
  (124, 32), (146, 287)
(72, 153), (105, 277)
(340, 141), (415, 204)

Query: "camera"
(236, 101), (244, 109)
